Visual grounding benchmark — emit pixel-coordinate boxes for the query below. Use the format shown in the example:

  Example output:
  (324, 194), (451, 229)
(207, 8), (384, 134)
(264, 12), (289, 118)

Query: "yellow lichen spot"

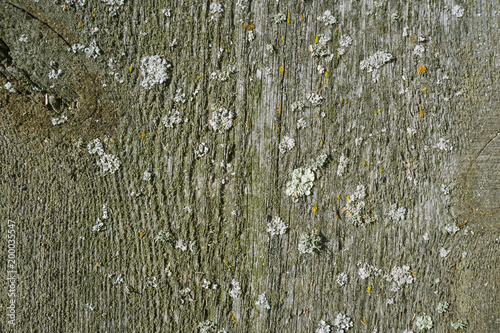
(280, 66), (284, 76)
(278, 104), (282, 114)
(367, 284), (372, 293)
(248, 24), (255, 31)
(377, 109), (381, 114)
(197, 75), (201, 79)
(300, 15), (304, 21)
(139, 231), (145, 237)
(320, 140), (324, 145)
(311, 14), (313, 21)
(336, 215), (339, 219)
(424, 87), (427, 94)
(98, 241), (101, 246)
(243, 22), (247, 28)
(232, 315), (236, 324)
(346, 195), (350, 202)
(141, 131), (145, 139)
(287, 12), (291, 23)
(325, 71), (328, 78)
(410, 158), (413, 162)
(381, 167), (384, 173)
(281, 36), (285, 41)
(315, 35), (319, 43)
(409, 135), (413, 138)
(78, 22), (83, 28)
(129, 66), (133, 73)
(96, 262), (100, 267)
(344, 100), (347, 104)
(419, 107), (425, 117)
(326, 79), (329, 85)
(280, 299), (283, 304)
(93, 13), (96, 17)
(313, 202), (318, 215)
(337, 195), (340, 199)
(418, 65), (427, 74)
(361, 318), (367, 325)
(275, 125), (280, 131)
(337, 54), (341, 59)
(315, 114), (319, 118)
(362, 161), (366, 166)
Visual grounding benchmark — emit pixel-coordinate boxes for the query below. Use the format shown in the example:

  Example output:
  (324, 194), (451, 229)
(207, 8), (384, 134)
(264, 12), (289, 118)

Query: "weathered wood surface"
(0, 0), (498, 332)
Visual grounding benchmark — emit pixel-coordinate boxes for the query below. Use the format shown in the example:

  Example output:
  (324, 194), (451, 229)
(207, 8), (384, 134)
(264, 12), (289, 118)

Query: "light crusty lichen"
(415, 314), (433, 331)
(298, 231), (322, 254)
(285, 168), (315, 202)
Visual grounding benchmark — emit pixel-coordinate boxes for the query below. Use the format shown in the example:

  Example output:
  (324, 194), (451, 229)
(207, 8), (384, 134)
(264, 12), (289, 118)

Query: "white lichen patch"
(68, 40), (101, 59)
(333, 313), (353, 332)
(433, 138), (453, 151)
(317, 10), (337, 25)
(415, 314), (433, 330)
(209, 104), (234, 133)
(342, 185), (372, 226)
(140, 55), (171, 90)
(97, 153), (120, 174)
(360, 51), (393, 72)
(255, 293), (270, 309)
(48, 69), (62, 79)
(298, 231), (321, 254)
(18, 34), (28, 42)
(360, 51), (393, 81)
(194, 142), (209, 158)
(358, 262), (383, 280)
(291, 101), (305, 112)
(296, 118), (308, 129)
(209, 3), (224, 21)
(162, 110), (183, 128)
(154, 230), (171, 243)
(311, 154), (328, 171)
(4, 82), (16, 93)
(316, 319), (331, 333)
(436, 302), (449, 313)
(267, 216), (288, 236)
(279, 136), (295, 154)
(198, 320), (215, 333)
(271, 13), (286, 24)
(450, 320), (467, 330)
(337, 154), (349, 176)
(175, 239), (187, 251)
(51, 115), (68, 125)
(338, 35), (353, 56)
(387, 204), (406, 222)
(285, 168), (315, 202)
(439, 247), (451, 258)
(88, 138), (120, 174)
(307, 92), (324, 106)
(443, 223), (460, 234)
(385, 265), (415, 292)
(228, 279), (241, 299)
(336, 272), (348, 286)
(413, 45), (425, 57)
(451, 5), (465, 18)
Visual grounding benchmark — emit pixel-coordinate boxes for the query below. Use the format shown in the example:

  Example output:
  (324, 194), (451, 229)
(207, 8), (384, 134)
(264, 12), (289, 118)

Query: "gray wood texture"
(0, 0), (498, 332)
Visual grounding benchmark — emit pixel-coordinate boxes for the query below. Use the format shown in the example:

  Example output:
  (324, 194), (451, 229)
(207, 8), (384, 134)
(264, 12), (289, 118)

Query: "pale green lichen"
(451, 320), (467, 330)
(415, 314), (433, 331)
(154, 230), (171, 243)
(436, 302), (449, 313)
(298, 231), (322, 254)
(285, 168), (315, 202)
(198, 320), (215, 333)
(311, 154), (328, 171)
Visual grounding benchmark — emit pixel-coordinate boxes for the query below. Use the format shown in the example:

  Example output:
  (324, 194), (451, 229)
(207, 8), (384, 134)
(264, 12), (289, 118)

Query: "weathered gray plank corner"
(0, 0), (498, 332)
